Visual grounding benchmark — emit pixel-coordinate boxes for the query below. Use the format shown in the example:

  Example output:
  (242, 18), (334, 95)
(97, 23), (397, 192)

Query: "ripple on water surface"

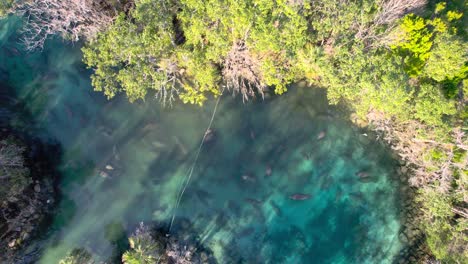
(0, 17), (403, 264)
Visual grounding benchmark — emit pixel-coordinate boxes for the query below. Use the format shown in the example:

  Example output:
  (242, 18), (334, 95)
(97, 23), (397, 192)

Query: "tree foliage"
(414, 84), (456, 126)
(83, 0), (311, 105)
(59, 248), (95, 264)
(417, 188), (468, 263)
(122, 223), (161, 264)
(0, 0), (14, 16)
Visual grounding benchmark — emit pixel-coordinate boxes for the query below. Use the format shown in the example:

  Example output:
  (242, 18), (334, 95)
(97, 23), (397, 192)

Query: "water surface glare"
(0, 17), (404, 264)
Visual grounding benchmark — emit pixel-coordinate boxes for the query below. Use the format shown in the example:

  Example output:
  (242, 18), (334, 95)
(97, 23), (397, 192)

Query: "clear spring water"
(1, 17), (404, 263)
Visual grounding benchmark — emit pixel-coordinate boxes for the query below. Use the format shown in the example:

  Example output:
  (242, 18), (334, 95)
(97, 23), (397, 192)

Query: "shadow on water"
(1, 16), (404, 264)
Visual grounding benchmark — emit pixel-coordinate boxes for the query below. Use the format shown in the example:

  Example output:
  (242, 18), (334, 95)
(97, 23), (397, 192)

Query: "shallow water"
(1, 17), (404, 263)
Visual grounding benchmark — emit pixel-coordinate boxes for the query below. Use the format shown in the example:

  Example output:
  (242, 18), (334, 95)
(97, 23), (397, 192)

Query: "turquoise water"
(1, 17), (404, 263)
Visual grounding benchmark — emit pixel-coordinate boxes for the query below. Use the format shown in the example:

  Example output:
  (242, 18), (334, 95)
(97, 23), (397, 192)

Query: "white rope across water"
(167, 94), (222, 233)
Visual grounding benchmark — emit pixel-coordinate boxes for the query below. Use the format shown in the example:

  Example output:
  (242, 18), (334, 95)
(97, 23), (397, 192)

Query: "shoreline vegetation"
(59, 222), (216, 264)
(0, 128), (60, 263)
(1, 0), (467, 263)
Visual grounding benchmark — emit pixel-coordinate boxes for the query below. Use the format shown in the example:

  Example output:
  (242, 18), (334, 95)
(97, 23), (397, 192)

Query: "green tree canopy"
(83, 0), (312, 105)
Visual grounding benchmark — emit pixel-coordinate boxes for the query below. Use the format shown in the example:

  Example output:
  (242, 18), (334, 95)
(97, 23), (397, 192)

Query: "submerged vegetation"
(1, 0), (467, 262)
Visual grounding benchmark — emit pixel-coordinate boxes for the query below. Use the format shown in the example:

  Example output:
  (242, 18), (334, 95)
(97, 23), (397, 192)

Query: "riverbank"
(301, 81), (436, 263)
(350, 113), (458, 263)
(0, 128), (61, 263)
(0, 84), (61, 262)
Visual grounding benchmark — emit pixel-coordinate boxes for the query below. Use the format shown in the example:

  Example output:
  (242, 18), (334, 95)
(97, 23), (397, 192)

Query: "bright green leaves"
(414, 84), (456, 126)
(179, 0), (309, 96)
(176, 50), (221, 105)
(435, 2), (446, 14)
(417, 189), (468, 263)
(391, 14), (433, 76)
(122, 224), (161, 264)
(391, 2), (466, 78)
(320, 46), (413, 119)
(446, 10), (463, 22)
(423, 34), (467, 88)
(83, 2), (179, 103)
(84, 0), (314, 105)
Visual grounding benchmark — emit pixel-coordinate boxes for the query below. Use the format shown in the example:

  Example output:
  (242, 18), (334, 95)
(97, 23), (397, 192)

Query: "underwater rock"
(399, 232), (409, 244)
(317, 131), (326, 140)
(34, 184), (41, 193)
(289, 193), (311, 200)
(241, 173), (256, 182)
(99, 170), (109, 178)
(203, 128), (216, 143)
(201, 252), (208, 262)
(8, 240), (15, 248)
(399, 166), (408, 174)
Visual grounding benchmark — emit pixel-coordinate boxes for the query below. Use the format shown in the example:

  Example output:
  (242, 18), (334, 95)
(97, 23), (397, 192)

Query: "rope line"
(167, 94), (222, 233)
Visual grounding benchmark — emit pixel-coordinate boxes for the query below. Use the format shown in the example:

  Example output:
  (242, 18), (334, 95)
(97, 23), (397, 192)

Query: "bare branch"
(222, 41), (265, 102)
(366, 110), (467, 191)
(15, 0), (117, 51)
(375, 0), (427, 26)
